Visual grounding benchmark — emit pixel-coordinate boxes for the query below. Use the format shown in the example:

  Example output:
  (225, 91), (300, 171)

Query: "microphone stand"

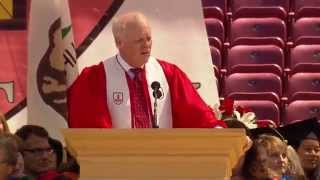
(153, 93), (159, 128)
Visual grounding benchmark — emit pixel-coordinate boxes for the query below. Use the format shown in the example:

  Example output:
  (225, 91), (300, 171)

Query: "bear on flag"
(28, 0), (77, 140)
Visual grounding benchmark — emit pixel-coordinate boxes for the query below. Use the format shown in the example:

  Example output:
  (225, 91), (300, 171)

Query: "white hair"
(112, 12), (149, 40)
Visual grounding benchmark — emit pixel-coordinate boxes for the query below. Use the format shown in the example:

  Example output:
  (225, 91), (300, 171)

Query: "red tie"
(130, 68), (152, 128)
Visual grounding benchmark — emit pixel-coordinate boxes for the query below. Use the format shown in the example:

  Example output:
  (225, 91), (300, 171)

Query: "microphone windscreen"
(151, 81), (161, 90)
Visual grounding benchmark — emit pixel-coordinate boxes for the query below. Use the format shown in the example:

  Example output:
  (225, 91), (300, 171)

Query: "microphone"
(151, 81), (162, 128)
(151, 81), (162, 98)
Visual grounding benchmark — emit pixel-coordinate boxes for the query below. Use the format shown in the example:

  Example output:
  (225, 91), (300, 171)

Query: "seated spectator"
(0, 133), (27, 180)
(242, 134), (289, 179)
(296, 132), (320, 180)
(286, 145), (307, 179)
(279, 118), (320, 180)
(0, 134), (18, 180)
(49, 138), (64, 170)
(15, 125), (59, 179)
(57, 153), (79, 180)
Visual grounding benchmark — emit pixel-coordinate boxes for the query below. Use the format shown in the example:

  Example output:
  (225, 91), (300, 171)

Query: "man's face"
(297, 139), (320, 171)
(0, 148), (13, 179)
(22, 135), (55, 175)
(118, 23), (152, 67)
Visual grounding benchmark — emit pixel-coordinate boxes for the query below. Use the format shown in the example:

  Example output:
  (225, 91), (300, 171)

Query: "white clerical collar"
(116, 54), (134, 72)
(117, 54), (148, 79)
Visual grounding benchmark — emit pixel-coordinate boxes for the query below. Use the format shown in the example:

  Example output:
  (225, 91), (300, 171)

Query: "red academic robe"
(67, 60), (225, 128)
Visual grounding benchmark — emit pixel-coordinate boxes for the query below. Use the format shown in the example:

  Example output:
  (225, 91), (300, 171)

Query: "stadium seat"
(224, 73), (282, 100)
(202, 0), (226, 20)
(289, 44), (320, 73)
(205, 18), (225, 43)
(208, 37), (222, 50)
(292, 0), (320, 19)
(292, 17), (320, 44)
(286, 73), (320, 101)
(230, 18), (287, 46)
(203, 6), (224, 21)
(210, 46), (222, 70)
(201, 0), (227, 13)
(234, 100), (280, 126)
(256, 119), (278, 128)
(227, 44), (284, 76)
(231, 37), (285, 49)
(229, 0), (289, 19)
(285, 100), (320, 124)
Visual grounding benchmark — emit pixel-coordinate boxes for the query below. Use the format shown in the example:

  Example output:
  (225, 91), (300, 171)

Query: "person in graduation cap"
(228, 120), (306, 180)
(68, 11), (226, 129)
(279, 118), (320, 180)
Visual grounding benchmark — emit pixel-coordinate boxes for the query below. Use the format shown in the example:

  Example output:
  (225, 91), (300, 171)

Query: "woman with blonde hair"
(242, 134), (290, 179)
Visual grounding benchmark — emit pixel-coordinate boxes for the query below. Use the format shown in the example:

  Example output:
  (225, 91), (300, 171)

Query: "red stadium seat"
(208, 37), (222, 50)
(229, 0), (289, 19)
(234, 100), (280, 126)
(224, 73), (282, 99)
(203, 7), (224, 21)
(201, 0), (227, 12)
(292, 17), (320, 44)
(285, 100), (320, 124)
(287, 73), (320, 101)
(292, 0), (320, 19)
(227, 44), (284, 76)
(205, 18), (225, 43)
(210, 46), (222, 70)
(230, 18), (287, 46)
(289, 44), (320, 73)
(201, 0), (226, 20)
(231, 37), (285, 49)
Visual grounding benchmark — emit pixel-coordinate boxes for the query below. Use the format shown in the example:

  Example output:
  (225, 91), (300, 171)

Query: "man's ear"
(115, 37), (122, 49)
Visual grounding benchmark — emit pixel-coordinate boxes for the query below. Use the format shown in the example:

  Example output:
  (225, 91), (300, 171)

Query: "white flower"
(239, 112), (257, 129)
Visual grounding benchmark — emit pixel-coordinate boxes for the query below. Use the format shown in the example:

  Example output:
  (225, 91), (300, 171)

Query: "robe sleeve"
(159, 60), (226, 128)
(67, 62), (112, 128)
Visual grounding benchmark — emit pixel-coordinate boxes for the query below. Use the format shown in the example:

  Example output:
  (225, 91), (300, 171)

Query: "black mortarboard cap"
(277, 117), (320, 149)
(249, 126), (286, 141)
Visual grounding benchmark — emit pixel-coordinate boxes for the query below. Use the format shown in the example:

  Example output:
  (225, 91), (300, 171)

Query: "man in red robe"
(67, 12), (225, 128)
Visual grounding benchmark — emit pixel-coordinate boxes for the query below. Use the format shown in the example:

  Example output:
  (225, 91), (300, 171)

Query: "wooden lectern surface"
(62, 128), (246, 180)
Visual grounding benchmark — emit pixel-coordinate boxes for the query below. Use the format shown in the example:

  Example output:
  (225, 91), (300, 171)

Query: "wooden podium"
(61, 128), (246, 180)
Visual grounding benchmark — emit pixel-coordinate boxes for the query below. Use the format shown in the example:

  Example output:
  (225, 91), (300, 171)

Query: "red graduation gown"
(67, 60), (225, 128)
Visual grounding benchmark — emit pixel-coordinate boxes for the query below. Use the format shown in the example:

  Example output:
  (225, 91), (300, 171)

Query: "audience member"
(49, 137), (64, 169)
(0, 133), (27, 180)
(286, 145), (307, 180)
(0, 134), (18, 180)
(242, 134), (289, 179)
(279, 118), (320, 180)
(296, 134), (320, 180)
(57, 152), (79, 180)
(15, 125), (58, 179)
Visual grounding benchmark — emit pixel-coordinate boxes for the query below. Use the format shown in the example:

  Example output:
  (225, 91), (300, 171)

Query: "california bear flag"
(28, 0), (77, 139)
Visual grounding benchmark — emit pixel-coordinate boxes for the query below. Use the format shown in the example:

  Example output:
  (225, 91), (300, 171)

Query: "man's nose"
(143, 39), (151, 47)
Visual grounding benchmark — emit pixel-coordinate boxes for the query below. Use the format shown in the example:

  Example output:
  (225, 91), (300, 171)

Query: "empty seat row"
(206, 16), (320, 48)
(223, 72), (320, 103)
(211, 42), (320, 74)
(202, 0), (320, 19)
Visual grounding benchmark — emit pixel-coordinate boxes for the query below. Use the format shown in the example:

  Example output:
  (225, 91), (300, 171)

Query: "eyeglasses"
(23, 148), (54, 155)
